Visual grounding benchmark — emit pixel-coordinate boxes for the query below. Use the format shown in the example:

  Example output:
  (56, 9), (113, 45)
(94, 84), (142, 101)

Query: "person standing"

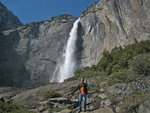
(71, 78), (88, 112)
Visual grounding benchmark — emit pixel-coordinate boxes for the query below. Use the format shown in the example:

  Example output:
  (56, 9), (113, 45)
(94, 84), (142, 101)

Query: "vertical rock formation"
(0, 1), (22, 31)
(80, 0), (150, 67)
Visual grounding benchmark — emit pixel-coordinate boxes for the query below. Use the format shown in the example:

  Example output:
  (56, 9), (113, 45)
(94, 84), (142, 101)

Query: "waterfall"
(59, 18), (80, 82)
(51, 18), (80, 83)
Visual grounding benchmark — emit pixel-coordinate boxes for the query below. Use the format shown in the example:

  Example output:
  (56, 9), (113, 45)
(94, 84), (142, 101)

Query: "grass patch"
(0, 101), (36, 113)
(42, 90), (62, 99)
(51, 107), (62, 112)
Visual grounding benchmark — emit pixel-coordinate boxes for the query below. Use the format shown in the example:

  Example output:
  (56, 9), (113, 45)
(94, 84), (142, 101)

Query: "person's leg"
(78, 93), (82, 111)
(83, 94), (86, 111)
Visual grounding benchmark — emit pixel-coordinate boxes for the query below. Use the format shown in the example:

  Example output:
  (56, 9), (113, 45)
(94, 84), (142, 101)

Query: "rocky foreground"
(0, 77), (150, 113)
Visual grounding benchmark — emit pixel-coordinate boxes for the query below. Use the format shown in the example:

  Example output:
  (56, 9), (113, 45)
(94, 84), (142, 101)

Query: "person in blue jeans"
(71, 78), (88, 112)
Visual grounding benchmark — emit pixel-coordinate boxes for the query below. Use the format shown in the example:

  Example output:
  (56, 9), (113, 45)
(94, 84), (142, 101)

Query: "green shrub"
(0, 101), (20, 113)
(98, 40), (150, 75)
(97, 50), (113, 71)
(72, 67), (102, 80)
(108, 53), (150, 85)
(128, 53), (150, 77)
(108, 69), (133, 85)
(42, 90), (62, 99)
(0, 101), (36, 113)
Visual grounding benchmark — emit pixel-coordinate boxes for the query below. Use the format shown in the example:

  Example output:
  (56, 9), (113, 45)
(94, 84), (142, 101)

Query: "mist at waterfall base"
(51, 18), (80, 83)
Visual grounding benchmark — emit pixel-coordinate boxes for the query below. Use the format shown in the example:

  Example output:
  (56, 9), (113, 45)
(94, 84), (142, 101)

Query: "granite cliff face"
(0, 15), (77, 87)
(0, 0), (150, 87)
(80, 0), (150, 66)
(0, 1), (22, 31)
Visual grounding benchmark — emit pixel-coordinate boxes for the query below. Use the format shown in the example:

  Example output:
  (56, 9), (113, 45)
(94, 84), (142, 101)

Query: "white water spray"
(57, 18), (80, 82)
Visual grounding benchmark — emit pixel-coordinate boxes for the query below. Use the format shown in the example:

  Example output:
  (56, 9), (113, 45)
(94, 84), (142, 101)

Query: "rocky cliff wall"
(0, 1), (22, 31)
(80, 0), (150, 67)
(0, 15), (77, 87)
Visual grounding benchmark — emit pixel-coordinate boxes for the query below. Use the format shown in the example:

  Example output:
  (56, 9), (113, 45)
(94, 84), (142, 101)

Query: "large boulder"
(137, 99), (150, 113)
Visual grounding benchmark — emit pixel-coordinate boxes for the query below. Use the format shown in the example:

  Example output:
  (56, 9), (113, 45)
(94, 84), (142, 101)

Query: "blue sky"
(1, 0), (100, 24)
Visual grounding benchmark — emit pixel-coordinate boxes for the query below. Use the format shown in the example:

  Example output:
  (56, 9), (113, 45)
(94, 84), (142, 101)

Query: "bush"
(97, 50), (113, 71)
(42, 90), (62, 99)
(0, 101), (36, 113)
(72, 67), (103, 80)
(0, 101), (19, 113)
(128, 53), (150, 77)
(108, 69), (133, 85)
(108, 53), (150, 85)
(98, 40), (150, 75)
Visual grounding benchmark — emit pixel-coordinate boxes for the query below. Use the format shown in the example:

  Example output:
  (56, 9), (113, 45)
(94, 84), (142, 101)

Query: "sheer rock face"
(80, 0), (150, 67)
(0, 15), (77, 87)
(0, 0), (150, 87)
(0, 1), (22, 31)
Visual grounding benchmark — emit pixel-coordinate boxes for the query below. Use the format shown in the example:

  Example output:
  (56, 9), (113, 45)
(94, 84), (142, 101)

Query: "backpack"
(80, 83), (86, 96)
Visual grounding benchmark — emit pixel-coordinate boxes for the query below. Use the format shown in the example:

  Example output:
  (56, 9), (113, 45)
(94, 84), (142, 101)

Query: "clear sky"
(1, 0), (100, 24)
